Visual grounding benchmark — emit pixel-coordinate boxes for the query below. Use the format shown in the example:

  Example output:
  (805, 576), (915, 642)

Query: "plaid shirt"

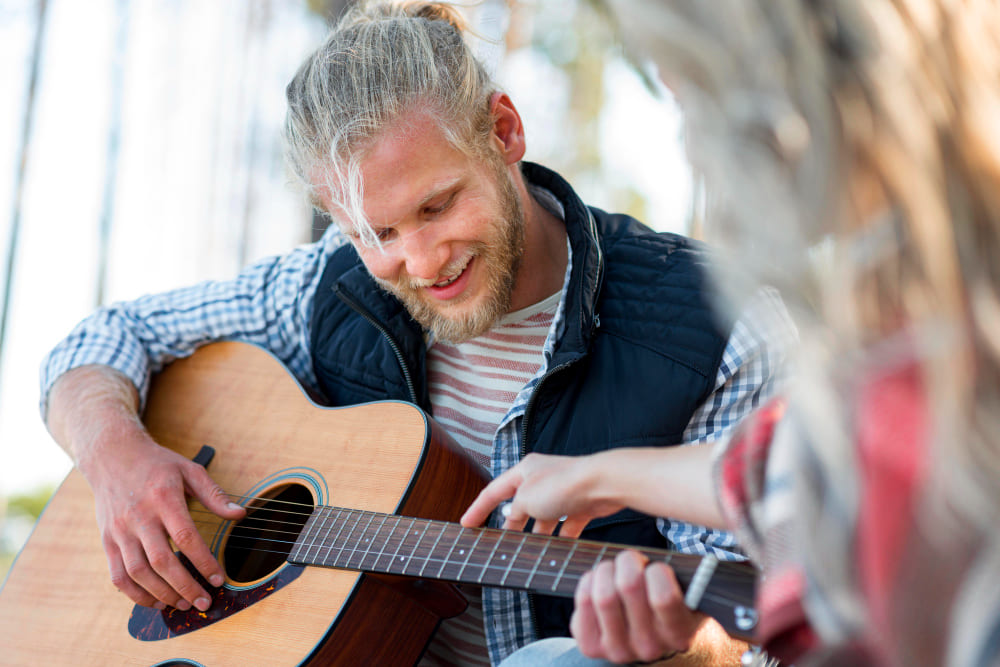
(715, 356), (1000, 667)
(41, 221), (794, 665)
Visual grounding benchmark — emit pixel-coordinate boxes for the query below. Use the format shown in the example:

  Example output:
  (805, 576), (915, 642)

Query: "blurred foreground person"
(465, 1), (1000, 664)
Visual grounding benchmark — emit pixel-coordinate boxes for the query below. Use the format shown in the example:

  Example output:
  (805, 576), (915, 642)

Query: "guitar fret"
(524, 538), (549, 590)
(500, 534), (528, 587)
(369, 514), (400, 573)
(400, 519), (431, 576)
(294, 506), (319, 564)
(388, 517), (418, 574)
(552, 540), (578, 592)
(333, 509), (364, 568)
(456, 530), (486, 581)
(418, 522), (448, 577)
(305, 506), (336, 565)
(321, 508), (352, 567)
(358, 513), (388, 571)
(435, 525), (465, 579)
(476, 532), (506, 584)
(290, 508), (321, 563)
(347, 512), (377, 570)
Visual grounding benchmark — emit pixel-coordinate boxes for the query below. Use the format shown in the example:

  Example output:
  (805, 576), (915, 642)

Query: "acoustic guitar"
(0, 341), (758, 665)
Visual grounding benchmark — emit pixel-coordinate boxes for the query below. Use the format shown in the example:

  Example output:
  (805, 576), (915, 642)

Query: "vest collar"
(519, 162), (604, 361)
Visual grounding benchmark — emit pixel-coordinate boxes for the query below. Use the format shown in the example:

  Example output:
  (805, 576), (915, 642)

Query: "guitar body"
(0, 342), (486, 666)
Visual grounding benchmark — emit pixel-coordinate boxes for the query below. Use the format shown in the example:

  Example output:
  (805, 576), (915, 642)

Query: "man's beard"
(374, 165), (525, 344)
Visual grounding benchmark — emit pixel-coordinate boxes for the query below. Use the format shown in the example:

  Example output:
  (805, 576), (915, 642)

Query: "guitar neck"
(288, 505), (749, 603)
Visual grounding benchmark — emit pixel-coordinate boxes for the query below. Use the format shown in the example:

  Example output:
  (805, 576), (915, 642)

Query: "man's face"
(323, 114), (525, 343)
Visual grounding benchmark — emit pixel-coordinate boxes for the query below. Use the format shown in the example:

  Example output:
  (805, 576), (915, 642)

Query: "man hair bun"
(345, 1), (468, 34)
(399, 1), (469, 33)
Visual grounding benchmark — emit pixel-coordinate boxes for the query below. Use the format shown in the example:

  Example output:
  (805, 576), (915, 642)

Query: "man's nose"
(398, 224), (449, 281)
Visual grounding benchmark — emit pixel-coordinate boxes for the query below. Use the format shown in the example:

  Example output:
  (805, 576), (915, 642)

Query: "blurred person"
(37, 1), (790, 664)
(464, 0), (1000, 665)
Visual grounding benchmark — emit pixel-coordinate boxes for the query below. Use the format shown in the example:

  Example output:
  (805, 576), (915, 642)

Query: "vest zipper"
(519, 207), (603, 642)
(519, 360), (579, 457)
(518, 356), (580, 644)
(333, 286), (419, 405)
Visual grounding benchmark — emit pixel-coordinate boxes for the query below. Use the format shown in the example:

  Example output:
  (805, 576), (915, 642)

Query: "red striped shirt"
(419, 292), (559, 667)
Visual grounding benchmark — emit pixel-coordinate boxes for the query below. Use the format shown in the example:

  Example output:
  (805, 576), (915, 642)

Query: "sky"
(0, 0), (691, 503)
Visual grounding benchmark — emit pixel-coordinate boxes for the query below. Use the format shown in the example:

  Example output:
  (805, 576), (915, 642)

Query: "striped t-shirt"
(419, 291), (561, 667)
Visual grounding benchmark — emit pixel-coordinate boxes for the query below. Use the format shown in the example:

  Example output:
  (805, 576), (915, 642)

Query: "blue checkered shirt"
(40, 222), (794, 665)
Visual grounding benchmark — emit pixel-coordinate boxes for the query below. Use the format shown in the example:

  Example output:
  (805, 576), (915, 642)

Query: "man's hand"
(572, 550), (703, 662)
(46, 364), (245, 611)
(87, 433), (245, 611)
(460, 452), (623, 537)
(573, 550), (748, 665)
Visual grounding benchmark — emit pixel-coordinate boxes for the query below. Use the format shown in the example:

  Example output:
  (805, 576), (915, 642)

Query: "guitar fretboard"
(289, 506), (703, 598)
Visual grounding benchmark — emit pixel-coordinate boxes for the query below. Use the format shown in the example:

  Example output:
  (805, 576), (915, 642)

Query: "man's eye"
(375, 227), (397, 242)
(423, 194), (456, 217)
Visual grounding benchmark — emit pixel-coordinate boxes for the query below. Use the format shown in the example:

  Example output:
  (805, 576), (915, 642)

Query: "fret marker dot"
(550, 560), (557, 567)
(459, 550), (465, 555)
(399, 556), (405, 561)
(500, 554), (507, 560)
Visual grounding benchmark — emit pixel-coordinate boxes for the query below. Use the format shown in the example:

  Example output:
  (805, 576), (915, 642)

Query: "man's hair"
(284, 1), (497, 245)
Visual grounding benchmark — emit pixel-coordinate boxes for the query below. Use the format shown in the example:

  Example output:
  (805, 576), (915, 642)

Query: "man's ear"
(489, 92), (526, 165)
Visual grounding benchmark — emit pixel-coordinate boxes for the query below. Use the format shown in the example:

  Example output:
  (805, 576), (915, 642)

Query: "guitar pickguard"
(129, 555), (306, 640)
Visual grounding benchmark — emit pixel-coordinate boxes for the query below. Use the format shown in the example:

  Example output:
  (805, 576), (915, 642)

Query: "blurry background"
(0, 0), (692, 577)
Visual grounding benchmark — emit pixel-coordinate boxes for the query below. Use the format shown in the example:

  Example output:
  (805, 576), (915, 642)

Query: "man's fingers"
(590, 559), (633, 663)
(461, 470), (521, 527)
(530, 518), (559, 535)
(558, 516), (589, 539)
(612, 550), (668, 662)
(176, 463), (245, 603)
(571, 569), (603, 657)
(159, 508), (223, 607)
(118, 532), (191, 610)
(183, 462), (245, 520)
(500, 503), (530, 532)
(104, 540), (160, 608)
(645, 561), (702, 644)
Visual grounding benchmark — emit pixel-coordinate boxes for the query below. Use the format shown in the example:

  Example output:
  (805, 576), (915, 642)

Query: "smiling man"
(39, 2), (791, 665)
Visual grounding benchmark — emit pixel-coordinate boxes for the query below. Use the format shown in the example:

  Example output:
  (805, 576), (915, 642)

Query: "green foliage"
(7, 486), (54, 522)
(2, 485), (55, 582)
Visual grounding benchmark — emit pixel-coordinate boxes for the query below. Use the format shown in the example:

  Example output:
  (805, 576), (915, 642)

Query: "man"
(40, 2), (788, 664)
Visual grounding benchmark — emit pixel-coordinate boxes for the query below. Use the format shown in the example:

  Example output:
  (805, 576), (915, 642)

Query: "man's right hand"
(45, 365), (245, 611)
(87, 435), (245, 611)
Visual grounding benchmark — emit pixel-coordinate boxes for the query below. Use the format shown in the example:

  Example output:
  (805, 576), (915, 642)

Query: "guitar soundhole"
(223, 482), (314, 585)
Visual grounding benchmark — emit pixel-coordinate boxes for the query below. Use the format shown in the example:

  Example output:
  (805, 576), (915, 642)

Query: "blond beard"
(375, 165), (525, 343)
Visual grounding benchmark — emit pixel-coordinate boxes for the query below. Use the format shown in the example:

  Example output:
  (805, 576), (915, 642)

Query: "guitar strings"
(210, 491), (747, 579)
(182, 522), (756, 610)
(180, 511), (757, 609)
(188, 498), (754, 580)
(184, 491), (759, 608)
(191, 519), (754, 597)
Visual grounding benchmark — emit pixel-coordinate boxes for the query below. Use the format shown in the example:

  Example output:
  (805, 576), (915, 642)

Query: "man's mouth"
(431, 256), (472, 288)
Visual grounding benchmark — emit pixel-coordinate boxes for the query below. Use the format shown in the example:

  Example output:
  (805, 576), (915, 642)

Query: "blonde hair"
(610, 0), (1000, 657)
(284, 1), (497, 245)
